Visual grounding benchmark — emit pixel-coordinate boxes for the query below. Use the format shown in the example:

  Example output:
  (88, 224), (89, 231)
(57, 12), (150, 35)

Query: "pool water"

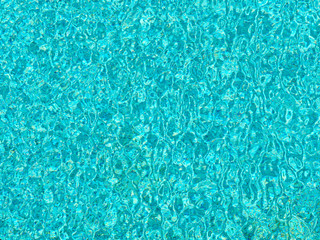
(1, 0), (320, 239)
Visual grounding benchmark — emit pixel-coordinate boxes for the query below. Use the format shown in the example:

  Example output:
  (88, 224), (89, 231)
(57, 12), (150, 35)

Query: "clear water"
(1, 0), (320, 239)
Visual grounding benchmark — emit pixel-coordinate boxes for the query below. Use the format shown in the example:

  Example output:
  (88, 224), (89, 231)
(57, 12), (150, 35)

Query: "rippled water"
(1, 0), (320, 239)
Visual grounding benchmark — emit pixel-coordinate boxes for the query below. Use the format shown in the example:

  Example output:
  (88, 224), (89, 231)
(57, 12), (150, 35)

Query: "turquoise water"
(1, 0), (320, 239)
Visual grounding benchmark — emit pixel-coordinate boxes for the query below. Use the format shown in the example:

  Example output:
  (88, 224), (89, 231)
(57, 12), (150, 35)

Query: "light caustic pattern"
(0, 0), (320, 239)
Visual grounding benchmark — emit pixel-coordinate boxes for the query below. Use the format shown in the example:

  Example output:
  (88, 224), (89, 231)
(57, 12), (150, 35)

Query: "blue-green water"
(1, 0), (320, 239)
